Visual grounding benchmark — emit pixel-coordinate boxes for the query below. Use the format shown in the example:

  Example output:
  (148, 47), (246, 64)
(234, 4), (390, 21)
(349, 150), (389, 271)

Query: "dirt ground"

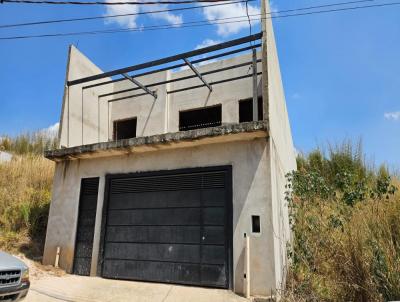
(15, 254), (66, 282)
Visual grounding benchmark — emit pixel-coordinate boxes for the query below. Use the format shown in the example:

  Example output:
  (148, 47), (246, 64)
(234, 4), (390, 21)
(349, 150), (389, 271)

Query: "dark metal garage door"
(99, 166), (232, 289)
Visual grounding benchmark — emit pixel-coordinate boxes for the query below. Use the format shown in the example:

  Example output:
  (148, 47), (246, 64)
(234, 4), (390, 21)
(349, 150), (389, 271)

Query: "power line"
(1, 1), (399, 40)
(0, 0), (377, 29)
(2, 0), (240, 5)
(0, 0), (251, 28)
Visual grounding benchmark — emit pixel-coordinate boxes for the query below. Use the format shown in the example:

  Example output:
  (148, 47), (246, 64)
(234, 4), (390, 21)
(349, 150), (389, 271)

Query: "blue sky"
(0, 0), (399, 169)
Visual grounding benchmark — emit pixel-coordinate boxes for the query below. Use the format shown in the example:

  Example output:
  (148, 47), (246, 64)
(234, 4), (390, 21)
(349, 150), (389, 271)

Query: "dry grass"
(0, 155), (54, 258)
(282, 184), (400, 302)
(282, 142), (400, 301)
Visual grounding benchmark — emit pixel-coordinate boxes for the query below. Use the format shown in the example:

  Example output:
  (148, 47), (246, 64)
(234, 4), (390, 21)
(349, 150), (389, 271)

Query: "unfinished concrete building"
(43, 1), (296, 298)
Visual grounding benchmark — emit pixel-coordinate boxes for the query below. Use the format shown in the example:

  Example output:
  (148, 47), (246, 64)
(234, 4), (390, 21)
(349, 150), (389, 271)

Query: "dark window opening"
(179, 105), (222, 131)
(251, 215), (261, 233)
(239, 97), (263, 123)
(113, 118), (137, 140)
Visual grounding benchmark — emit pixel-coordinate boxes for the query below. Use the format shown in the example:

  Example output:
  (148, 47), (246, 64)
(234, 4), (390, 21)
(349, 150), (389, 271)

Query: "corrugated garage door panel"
(100, 168), (232, 288)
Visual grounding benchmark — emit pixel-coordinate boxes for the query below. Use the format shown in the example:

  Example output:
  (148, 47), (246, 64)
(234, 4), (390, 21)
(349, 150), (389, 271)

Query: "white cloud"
(195, 39), (221, 65)
(384, 111), (400, 121)
(195, 39), (222, 50)
(40, 122), (59, 138)
(104, 0), (182, 29)
(104, 1), (140, 28)
(201, 2), (260, 37)
(175, 39), (221, 72)
(150, 7), (183, 25)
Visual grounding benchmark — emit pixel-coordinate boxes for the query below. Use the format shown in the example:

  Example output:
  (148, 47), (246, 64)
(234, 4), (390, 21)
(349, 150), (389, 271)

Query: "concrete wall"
(263, 0), (297, 292)
(43, 138), (275, 296)
(59, 46), (113, 148)
(167, 53), (262, 133)
(109, 71), (168, 137)
(59, 50), (261, 147)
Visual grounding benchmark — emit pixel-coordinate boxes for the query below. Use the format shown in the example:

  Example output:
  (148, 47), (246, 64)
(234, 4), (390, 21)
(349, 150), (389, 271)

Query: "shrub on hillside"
(283, 142), (399, 301)
(0, 131), (58, 155)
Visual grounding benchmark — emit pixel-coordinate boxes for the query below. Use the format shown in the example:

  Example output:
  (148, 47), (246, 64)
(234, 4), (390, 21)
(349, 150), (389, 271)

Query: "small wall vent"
(251, 215), (261, 234)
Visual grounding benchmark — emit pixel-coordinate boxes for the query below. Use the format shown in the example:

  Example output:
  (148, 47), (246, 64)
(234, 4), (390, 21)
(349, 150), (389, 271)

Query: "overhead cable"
(0, 0), (252, 28)
(2, 0), (247, 5)
(1, 1), (399, 40)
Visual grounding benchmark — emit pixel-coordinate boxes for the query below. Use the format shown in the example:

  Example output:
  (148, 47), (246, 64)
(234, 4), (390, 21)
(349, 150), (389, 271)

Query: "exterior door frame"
(97, 165), (233, 289)
(73, 177), (100, 275)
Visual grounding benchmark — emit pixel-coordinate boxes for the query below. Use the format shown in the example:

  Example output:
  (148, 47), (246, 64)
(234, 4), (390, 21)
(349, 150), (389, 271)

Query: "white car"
(0, 251), (30, 301)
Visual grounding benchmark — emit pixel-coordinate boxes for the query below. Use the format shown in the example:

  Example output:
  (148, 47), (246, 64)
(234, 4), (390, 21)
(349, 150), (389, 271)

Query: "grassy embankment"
(0, 133), (56, 258)
(283, 141), (400, 301)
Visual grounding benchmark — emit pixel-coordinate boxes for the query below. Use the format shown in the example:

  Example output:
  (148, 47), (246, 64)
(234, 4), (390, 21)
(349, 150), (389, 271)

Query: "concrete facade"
(44, 2), (296, 298)
(58, 48), (262, 148)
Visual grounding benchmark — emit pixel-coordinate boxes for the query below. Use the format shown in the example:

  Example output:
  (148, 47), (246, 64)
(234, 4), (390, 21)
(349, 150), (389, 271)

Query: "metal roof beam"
(167, 72), (262, 95)
(99, 60), (261, 99)
(106, 72), (262, 103)
(183, 58), (212, 92)
(122, 73), (157, 99)
(68, 32), (262, 86)
(83, 43), (261, 90)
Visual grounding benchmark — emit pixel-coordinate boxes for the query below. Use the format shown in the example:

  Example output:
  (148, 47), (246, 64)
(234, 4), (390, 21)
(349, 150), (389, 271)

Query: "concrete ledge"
(45, 121), (269, 161)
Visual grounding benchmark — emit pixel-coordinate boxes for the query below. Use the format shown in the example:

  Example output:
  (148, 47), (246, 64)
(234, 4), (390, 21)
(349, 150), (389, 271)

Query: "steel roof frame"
(68, 32), (262, 87)
(82, 43), (261, 90)
(98, 59), (261, 100)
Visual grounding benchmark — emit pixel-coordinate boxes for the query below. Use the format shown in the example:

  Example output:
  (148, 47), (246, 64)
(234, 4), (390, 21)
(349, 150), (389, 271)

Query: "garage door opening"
(98, 166), (232, 289)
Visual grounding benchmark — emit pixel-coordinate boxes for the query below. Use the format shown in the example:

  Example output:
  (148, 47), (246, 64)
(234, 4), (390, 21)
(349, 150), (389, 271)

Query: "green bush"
(284, 141), (399, 301)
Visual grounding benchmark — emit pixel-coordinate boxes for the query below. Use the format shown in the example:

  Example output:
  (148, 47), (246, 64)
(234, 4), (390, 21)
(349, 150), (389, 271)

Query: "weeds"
(0, 131), (58, 155)
(0, 155), (54, 258)
(283, 141), (400, 301)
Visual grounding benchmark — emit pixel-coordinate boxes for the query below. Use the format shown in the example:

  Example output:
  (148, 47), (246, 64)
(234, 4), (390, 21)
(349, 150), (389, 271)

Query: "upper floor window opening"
(179, 105), (222, 131)
(113, 118), (137, 140)
(238, 97), (263, 123)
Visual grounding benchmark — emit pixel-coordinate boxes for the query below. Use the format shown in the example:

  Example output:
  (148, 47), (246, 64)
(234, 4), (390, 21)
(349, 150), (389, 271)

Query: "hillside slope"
(0, 134), (55, 258)
(283, 143), (400, 301)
